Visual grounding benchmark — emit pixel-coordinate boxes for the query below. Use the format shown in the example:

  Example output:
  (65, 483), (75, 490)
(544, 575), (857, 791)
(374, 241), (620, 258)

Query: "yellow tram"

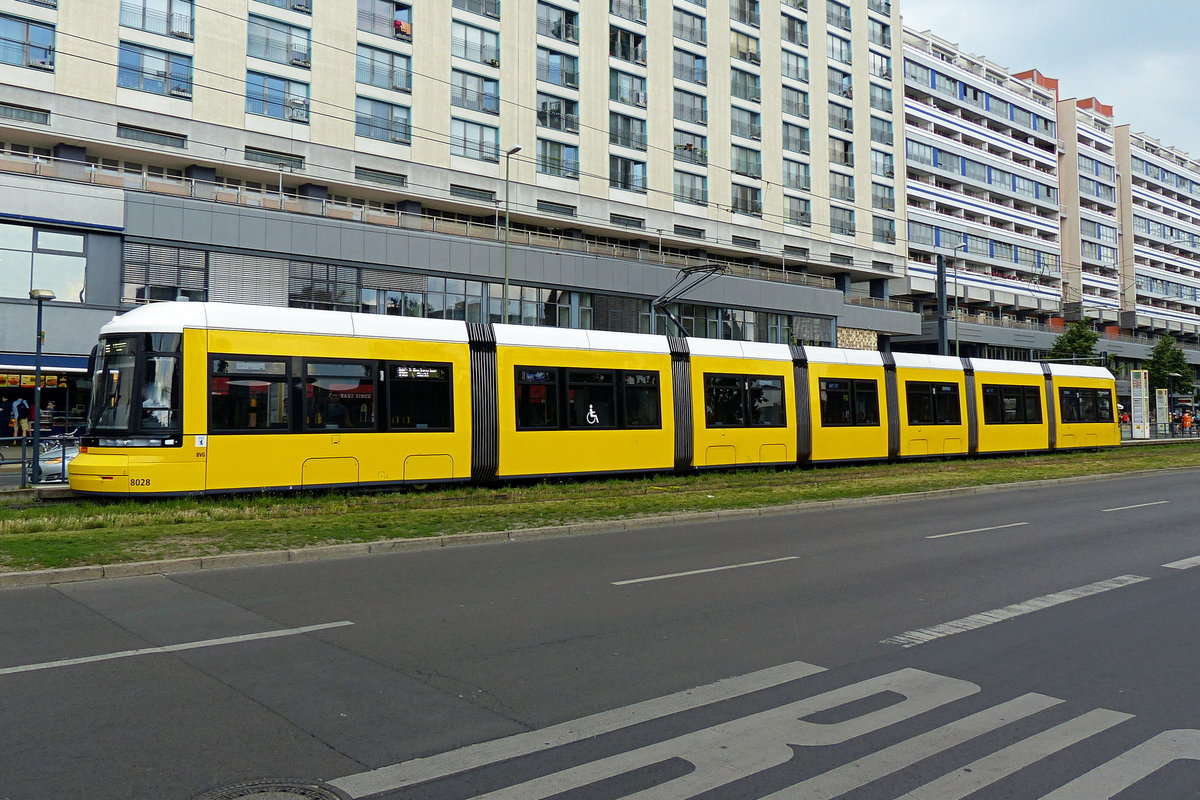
(68, 302), (1120, 496)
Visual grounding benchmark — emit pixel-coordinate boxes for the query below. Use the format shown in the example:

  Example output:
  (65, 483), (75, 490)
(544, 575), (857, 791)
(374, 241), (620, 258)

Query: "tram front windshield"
(87, 334), (182, 439)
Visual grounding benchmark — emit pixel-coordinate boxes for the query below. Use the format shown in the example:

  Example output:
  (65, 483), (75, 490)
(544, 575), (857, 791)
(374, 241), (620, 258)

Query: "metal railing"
(1, 429), (82, 488)
(0, 150), (912, 304)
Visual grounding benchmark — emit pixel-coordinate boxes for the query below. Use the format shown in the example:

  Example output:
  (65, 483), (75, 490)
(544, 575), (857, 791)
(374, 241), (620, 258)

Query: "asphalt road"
(3, 471), (1200, 799)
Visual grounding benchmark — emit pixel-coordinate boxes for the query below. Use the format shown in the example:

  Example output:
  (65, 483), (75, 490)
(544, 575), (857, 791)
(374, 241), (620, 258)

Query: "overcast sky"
(899, 0), (1200, 157)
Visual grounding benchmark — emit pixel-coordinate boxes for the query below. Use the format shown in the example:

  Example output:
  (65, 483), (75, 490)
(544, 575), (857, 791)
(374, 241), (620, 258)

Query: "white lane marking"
(0, 621), (353, 676)
(1162, 555), (1200, 570)
(611, 556), (801, 585)
(895, 708), (1133, 800)
(1102, 501), (1169, 512)
(329, 659), (827, 798)
(881, 575), (1149, 648)
(926, 522), (1028, 540)
(758, 694), (1062, 800)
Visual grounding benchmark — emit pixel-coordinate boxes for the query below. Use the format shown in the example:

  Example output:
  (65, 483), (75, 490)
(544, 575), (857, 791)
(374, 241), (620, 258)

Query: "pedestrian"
(11, 396), (30, 437)
(1120, 410), (1130, 424)
(1185, 411), (1194, 432)
(0, 395), (9, 439)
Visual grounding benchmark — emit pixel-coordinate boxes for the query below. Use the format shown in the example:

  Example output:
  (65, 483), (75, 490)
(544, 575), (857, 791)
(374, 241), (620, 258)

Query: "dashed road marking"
(881, 575), (1149, 648)
(1162, 554), (1200, 570)
(1102, 501), (1169, 512)
(612, 556), (801, 585)
(0, 621), (353, 676)
(926, 522), (1028, 540)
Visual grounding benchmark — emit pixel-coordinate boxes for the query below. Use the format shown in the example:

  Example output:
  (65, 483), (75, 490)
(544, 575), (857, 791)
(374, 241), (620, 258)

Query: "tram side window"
(1059, 387), (1114, 423)
(819, 378), (880, 426)
(305, 361), (377, 430)
(516, 368), (559, 429)
(905, 381), (961, 425)
(210, 358), (291, 431)
(388, 363), (453, 431)
(516, 367), (663, 430)
(982, 384), (1043, 424)
(624, 371), (662, 428)
(567, 370), (616, 428)
(704, 373), (787, 428)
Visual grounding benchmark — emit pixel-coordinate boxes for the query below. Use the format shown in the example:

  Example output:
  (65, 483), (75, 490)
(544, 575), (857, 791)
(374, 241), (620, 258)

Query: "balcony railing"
(0, 151), (915, 303)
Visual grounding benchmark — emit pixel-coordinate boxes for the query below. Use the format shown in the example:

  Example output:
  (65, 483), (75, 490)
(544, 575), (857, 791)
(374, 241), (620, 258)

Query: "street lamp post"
(501, 145), (521, 325)
(29, 288), (54, 483)
(936, 242), (968, 356)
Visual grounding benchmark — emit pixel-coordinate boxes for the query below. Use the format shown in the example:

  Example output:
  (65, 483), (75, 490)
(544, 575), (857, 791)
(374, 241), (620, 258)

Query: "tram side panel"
(494, 345), (675, 479)
(807, 362), (890, 463)
(893, 366), (969, 457)
(203, 330), (472, 492)
(688, 355), (795, 468)
(1052, 375), (1121, 449)
(972, 368), (1051, 454)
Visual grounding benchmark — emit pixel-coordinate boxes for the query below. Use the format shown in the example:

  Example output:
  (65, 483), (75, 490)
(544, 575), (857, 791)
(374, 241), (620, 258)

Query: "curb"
(0, 467), (1196, 590)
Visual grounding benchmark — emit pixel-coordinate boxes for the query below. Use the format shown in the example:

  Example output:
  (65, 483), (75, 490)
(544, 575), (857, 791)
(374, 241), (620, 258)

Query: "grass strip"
(1, 443), (1197, 572)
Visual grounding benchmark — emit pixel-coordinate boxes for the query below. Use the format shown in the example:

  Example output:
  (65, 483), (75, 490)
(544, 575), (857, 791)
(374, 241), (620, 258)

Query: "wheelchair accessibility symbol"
(587, 405), (600, 425)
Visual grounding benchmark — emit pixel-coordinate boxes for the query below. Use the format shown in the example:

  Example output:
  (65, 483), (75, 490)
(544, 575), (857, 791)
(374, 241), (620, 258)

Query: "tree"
(1146, 334), (1192, 395)
(1047, 321), (1100, 365)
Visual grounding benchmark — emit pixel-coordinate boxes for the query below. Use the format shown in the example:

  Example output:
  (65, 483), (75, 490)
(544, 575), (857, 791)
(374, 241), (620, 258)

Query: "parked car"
(30, 442), (80, 483)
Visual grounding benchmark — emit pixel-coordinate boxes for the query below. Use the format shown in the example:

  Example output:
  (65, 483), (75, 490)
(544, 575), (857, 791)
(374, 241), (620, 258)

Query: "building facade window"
(537, 2), (577, 41)
(830, 206), (855, 235)
(783, 159), (810, 191)
(245, 71), (309, 122)
(609, 26), (646, 64)
(117, 42), (192, 97)
(673, 8), (705, 44)
(787, 196), (811, 226)
(0, 223), (85, 303)
(356, 44), (410, 92)
(536, 138), (579, 178)
(731, 145), (761, 177)
(356, 96), (411, 142)
(782, 86), (809, 118)
(781, 14), (807, 47)
(872, 215), (895, 243)
(731, 106), (761, 139)
(357, 0), (411, 39)
(674, 170), (707, 204)
(731, 68), (760, 101)
(674, 88), (707, 124)
(538, 47), (578, 86)
(450, 118), (499, 160)
(610, 155), (647, 192)
(730, 31), (759, 63)
(782, 122), (809, 154)
(119, 0), (193, 39)
(732, 183), (762, 216)
(610, 112), (647, 150)
(0, 13), (54, 69)
(453, 0), (500, 19)
(536, 92), (578, 131)
(826, 33), (851, 65)
(674, 49), (707, 84)
(451, 21), (499, 65)
(611, 69), (647, 106)
(451, 70), (500, 113)
(782, 50), (808, 82)
(674, 129), (707, 164)
(247, 15), (311, 66)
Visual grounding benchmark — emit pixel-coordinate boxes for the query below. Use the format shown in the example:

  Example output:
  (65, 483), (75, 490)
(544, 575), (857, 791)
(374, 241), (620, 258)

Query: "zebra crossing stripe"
(881, 575), (1149, 648)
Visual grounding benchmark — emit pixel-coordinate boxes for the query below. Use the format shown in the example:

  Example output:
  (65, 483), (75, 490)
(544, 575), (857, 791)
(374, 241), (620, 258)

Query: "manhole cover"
(190, 779), (349, 800)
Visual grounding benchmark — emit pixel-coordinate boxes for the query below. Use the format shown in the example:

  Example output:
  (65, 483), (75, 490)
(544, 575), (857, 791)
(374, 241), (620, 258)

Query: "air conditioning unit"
(27, 58), (53, 70)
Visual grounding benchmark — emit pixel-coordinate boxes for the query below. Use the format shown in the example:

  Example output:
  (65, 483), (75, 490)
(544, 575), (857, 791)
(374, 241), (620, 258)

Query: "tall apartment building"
(896, 30), (1200, 386)
(0, 0), (915, 412)
(897, 29), (1062, 359)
